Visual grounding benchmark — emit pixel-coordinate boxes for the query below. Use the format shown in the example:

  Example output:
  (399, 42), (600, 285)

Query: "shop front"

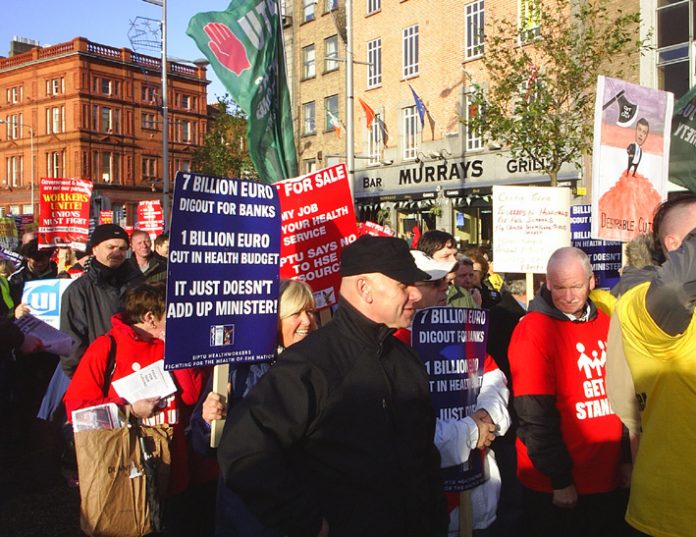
(354, 152), (581, 246)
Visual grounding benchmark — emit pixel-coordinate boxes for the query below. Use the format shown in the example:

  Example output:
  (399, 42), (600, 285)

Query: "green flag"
(669, 85), (696, 192)
(187, 0), (298, 183)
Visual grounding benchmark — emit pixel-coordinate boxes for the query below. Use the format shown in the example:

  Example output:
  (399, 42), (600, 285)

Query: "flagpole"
(345, 0), (355, 203)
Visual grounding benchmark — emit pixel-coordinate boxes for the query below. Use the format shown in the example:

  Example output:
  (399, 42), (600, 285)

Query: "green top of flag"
(187, 0), (298, 183)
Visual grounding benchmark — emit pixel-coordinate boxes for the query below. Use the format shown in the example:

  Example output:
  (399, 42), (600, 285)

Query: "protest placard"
(99, 211), (113, 225)
(357, 221), (396, 238)
(15, 314), (75, 356)
(38, 177), (93, 251)
(492, 186), (570, 273)
(571, 204), (622, 289)
(412, 306), (490, 492)
(22, 278), (74, 329)
(276, 164), (357, 309)
(137, 200), (164, 240)
(592, 76), (673, 242)
(0, 246), (23, 267)
(0, 217), (18, 251)
(165, 172), (281, 370)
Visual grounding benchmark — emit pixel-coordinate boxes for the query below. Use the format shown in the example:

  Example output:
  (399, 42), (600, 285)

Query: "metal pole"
(161, 0), (169, 230)
(29, 126), (35, 215)
(345, 0), (354, 203)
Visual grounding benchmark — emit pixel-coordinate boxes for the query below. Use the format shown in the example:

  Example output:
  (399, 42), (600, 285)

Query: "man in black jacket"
(218, 235), (449, 537)
(59, 224), (144, 376)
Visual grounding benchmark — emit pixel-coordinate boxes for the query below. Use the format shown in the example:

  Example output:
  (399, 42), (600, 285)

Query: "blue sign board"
(22, 278), (74, 329)
(571, 205), (622, 289)
(412, 306), (489, 492)
(164, 172), (281, 370)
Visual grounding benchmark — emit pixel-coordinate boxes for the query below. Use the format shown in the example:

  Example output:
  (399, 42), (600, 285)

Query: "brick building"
(285, 0), (346, 173)
(0, 36), (208, 225)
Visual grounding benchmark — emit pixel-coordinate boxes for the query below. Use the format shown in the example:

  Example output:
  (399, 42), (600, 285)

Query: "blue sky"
(3, 0), (231, 102)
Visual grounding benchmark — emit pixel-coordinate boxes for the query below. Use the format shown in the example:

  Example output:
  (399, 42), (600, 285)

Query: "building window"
(367, 38), (382, 88)
(142, 85), (158, 103)
(46, 77), (64, 96)
(6, 156), (23, 187)
(465, 0), (485, 59)
(324, 95), (339, 131)
(6, 86), (23, 104)
(403, 106), (419, 160)
(302, 44), (316, 79)
(101, 152), (121, 184)
(46, 151), (64, 178)
(402, 25), (419, 79)
(367, 0), (381, 15)
(656, 0), (692, 99)
(46, 106), (65, 134)
(94, 107), (120, 134)
(5, 114), (22, 140)
(95, 77), (119, 96)
(367, 119), (383, 165)
(465, 97), (483, 151)
(325, 0), (338, 12)
(325, 36), (339, 72)
(519, 0), (541, 42)
(303, 158), (317, 173)
(303, 101), (316, 134)
(303, 0), (315, 22)
(143, 157), (158, 181)
(180, 94), (192, 110)
(181, 120), (192, 143)
(142, 112), (158, 130)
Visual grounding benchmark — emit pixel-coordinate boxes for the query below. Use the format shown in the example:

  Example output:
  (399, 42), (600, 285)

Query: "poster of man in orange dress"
(591, 76), (674, 242)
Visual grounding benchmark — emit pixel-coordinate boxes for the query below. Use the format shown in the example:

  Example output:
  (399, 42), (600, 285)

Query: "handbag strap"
(101, 334), (117, 397)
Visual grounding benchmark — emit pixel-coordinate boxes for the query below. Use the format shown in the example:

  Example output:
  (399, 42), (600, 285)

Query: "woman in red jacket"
(64, 282), (203, 501)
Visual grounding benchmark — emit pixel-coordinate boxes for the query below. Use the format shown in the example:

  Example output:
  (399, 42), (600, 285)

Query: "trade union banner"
(165, 171), (281, 370)
(21, 278), (74, 329)
(187, 0), (298, 183)
(356, 221), (396, 238)
(275, 164), (357, 310)
(413, 306), (490, 492)
(38, 177), (93, 251)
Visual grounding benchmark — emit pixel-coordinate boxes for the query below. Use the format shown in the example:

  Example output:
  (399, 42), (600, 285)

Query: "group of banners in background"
(35, 177), (164, 250)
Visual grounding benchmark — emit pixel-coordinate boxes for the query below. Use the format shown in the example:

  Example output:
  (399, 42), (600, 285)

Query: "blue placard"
(21, 278), (74, 329)
(412, 307), (489, 492)
(164, 172), (281, 370)
(571, 205), (622, 289)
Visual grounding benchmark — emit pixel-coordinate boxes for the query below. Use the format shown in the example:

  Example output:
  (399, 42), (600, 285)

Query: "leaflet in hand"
(72, 402), (123, 432)
(111, 360), (177, 403)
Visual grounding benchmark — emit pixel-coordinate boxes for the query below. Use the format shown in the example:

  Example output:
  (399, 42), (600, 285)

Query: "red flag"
(358, 98), (376, 129)
(412, 225), (422, 249)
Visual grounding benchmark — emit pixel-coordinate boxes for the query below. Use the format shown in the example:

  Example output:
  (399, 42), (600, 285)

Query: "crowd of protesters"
(2, 194), (695, 537)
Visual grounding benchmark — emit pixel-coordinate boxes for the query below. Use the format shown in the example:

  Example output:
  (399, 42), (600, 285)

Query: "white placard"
(492, 186), (571, 273)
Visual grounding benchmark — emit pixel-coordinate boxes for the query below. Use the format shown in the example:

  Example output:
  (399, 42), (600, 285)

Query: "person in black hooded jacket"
(59, 224), (144, 377)
(217, 236), (448, 537)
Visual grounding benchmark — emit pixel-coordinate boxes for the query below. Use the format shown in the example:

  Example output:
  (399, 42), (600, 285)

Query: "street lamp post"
(143, 0), (169, 230)
(0, 118), (35, 215)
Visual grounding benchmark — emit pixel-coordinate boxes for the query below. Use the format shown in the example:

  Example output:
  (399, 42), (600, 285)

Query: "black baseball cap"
(340, 235), (431, 283)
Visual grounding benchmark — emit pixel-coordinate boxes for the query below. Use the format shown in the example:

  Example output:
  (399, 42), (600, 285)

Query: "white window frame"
(403, 106), (419, 160)
(181, 120), (192, 143)
(402, 25), (419, 79)
(325, 36), (339, 72)
(324, 95), (339, 131)
(367, 0), (381, 15)
(46, 151), (63, 178)
(465, 0), (485, 59)
(303, 101), (316, 134)
(101, 152), (121, 184)
(143, 157), (158, 180)
(6, 114), (22, 140)
(367, 119), (383, 165)
(303, 44), (316, 79)
(180, 94), (191, 110)
(303, 0), (315, 22)
(367, 38), (382, 88)
(325, 0), (338, 12)
(519, 0), (541, 43)
(142, 112), (158, 130)
(7, 156), (23, 187)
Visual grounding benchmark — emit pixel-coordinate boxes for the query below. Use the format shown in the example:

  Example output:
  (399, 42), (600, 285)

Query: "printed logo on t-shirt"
(575, 340), (613, 420)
